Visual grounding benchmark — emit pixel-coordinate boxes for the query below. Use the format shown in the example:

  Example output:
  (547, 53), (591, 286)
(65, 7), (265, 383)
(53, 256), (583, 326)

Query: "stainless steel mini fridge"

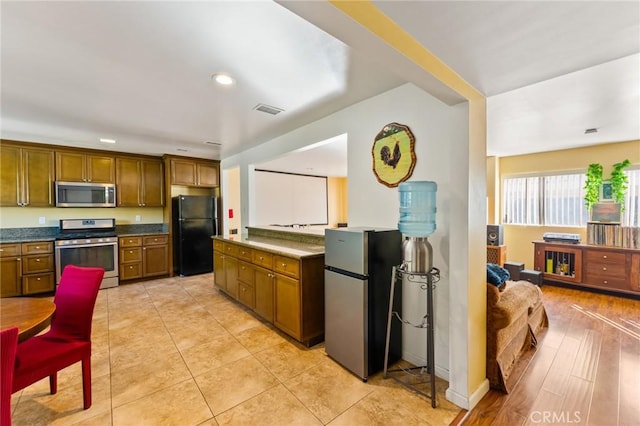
(324, 227), (402, 381)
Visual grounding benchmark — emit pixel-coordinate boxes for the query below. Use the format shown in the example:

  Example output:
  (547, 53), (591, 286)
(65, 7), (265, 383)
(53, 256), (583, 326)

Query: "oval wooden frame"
(371, 122), (417, 188)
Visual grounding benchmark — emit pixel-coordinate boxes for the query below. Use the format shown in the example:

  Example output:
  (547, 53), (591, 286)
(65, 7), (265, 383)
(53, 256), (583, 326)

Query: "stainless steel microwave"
(55, 181), (116, 207)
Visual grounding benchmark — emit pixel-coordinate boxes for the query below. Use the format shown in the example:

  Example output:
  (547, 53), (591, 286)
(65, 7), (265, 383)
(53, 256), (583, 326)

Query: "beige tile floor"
(10, 273), (461, 425)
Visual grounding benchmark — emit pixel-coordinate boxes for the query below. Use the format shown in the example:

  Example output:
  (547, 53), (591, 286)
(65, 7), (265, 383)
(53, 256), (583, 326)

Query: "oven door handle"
(55, 242), (118, 250)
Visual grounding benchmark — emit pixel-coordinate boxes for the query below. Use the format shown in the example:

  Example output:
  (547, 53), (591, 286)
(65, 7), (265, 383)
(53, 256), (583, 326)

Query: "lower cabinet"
(119, 234), (169, 282)
(1, 241), (54, 297)
(274, 273), (301, 339)
(254, 267), (274, 322)
(533, 241), (639, 295)
(213, 238), (324, 345)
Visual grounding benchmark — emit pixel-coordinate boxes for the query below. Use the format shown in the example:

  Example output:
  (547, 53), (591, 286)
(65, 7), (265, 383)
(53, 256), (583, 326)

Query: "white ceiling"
(2, 1), (639, 177)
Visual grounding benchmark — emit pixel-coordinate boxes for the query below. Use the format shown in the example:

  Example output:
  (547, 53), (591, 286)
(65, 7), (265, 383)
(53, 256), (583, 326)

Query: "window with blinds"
(623, 168), (640, 227)
(503, 169), (639, 227)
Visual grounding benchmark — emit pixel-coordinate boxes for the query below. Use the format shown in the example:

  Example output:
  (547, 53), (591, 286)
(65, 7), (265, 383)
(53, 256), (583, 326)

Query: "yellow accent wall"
(327, 177), (348, 227)
(491, 140), (639, 269)
(0, 207), (164, 228)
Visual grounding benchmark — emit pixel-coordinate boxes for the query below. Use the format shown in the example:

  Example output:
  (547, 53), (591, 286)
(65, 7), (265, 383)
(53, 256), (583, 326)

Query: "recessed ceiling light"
(99, 138), (116, 144)
(211, 73), (235, 86)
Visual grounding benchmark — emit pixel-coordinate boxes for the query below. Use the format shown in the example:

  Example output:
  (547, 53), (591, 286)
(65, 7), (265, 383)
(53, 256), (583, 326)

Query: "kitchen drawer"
(121, 247), (143, 263)
(237, 246), (252, 261)
(143, 235), (168, 246)
(22, 254), (54, 274)
(585, 263), (627, 280)
(213, 239), (224, 252)
(120, 237), (142, 247)
(23, 273), (55, 295)
(238, 261), (254, 284)
(252, 250), (273, 269)
(274, 255), (300, 278)
(121, 263), (142, 280)
(21, 241), (52, 255)
(585, 250), (626, 264)
(223, 242), (239, 257)
(0, 243), (21, 258)
(238, 282), (255, 308)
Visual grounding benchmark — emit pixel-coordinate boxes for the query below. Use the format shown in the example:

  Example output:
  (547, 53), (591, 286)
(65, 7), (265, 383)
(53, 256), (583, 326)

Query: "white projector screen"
(254, 170), (328, 226)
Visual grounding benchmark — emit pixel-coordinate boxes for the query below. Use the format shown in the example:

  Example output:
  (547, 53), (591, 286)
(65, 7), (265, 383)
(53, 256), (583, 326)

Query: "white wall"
(223, 83), (477, 406)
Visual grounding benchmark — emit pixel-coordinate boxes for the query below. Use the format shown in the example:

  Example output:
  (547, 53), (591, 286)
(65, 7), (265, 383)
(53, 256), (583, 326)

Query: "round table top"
(0, 298), (56, 342)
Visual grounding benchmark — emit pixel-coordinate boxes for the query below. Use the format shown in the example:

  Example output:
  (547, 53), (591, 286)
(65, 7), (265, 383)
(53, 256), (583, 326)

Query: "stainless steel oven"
(55, 219), (119, 289)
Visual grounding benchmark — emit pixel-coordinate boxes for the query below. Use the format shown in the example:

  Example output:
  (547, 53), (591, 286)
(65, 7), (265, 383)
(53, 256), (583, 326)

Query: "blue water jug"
(398, 181), (437, 237)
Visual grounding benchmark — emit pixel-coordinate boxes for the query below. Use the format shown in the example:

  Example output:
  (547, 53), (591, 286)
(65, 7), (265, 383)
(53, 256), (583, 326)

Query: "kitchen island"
(213, 228), (325, 346)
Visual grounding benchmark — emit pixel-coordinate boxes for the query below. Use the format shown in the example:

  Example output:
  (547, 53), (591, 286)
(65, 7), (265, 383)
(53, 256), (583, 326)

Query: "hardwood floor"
(460, 284), (640, 426)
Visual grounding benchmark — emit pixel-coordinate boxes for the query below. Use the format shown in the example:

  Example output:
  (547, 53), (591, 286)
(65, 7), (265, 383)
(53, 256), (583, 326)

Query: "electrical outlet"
(38, 217), (46, 225)
(135, 215), (141, 222)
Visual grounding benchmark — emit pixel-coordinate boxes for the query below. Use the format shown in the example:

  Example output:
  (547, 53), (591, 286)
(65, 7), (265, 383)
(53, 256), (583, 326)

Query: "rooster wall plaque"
(371, 122), (416, 187)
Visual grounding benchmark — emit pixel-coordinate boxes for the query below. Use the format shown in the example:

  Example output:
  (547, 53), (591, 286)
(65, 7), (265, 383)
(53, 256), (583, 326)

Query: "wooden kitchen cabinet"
(0, 143), (54, 207)
(274, 273), (301, 339)
(224, 255), (239, 299)
(142, 235), (169, 277)
(0, 243), (22, 297)
(169, 157), (219, 187)
(116, 157), (164, 207)
(254, 267), (274, 322)
(1, 241), (54, 297)
(21, 241), (55, 295)
(212, 237), (324, 345)
(56, 150), (115, 183)
(237, 260), (255, 308)
(119, 234), (169, 281)
(533, 241), (639, 296)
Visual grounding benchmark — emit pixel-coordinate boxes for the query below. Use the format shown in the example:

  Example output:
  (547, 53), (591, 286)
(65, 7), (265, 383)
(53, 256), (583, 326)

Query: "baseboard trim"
(446, 378), (489, 410)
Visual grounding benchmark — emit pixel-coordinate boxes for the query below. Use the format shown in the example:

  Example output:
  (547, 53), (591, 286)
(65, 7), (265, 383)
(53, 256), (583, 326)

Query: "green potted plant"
(610, 159), (631, 209)
(584, 163), (603, 211)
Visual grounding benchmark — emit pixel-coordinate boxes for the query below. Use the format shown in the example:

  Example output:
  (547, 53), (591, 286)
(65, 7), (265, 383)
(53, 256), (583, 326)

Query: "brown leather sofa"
(486, 280), (548, 392)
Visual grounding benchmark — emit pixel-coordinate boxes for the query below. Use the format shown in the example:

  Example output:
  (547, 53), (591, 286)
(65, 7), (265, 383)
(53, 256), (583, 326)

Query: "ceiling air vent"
(253, 103), (284, 115)
(203, 140), (222, 146)
(584, 128), (598, 134)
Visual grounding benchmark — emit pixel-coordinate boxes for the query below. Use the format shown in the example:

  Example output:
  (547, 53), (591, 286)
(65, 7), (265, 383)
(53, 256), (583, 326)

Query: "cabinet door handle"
(603, 255), (607, 259)
(259, 256), (263, 260)
(282, 263), (286, 267)
(36, 246), (40, 249)
(36, 277), (41, 281)
(604, 280), (608, 284)
(602, 267), (607, 271)
(130, 250), (134, 254)
(36, 259), (41, 262)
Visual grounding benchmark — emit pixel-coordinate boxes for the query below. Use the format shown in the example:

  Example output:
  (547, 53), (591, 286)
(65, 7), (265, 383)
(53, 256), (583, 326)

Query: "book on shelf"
(587, 222), (639, 249)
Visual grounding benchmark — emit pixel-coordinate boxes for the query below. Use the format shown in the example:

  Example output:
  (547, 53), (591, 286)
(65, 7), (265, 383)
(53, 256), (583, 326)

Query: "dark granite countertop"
(213, 235), (324, 259)
(0, 223), (168, 243)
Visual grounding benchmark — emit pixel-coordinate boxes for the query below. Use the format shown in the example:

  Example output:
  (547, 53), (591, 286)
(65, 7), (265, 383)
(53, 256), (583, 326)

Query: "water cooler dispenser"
(384, 180), (441, 408)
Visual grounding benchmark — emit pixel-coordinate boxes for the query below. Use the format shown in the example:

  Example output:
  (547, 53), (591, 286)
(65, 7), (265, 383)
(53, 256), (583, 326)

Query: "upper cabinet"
(0, 143), (54, 207)
(169, 158), (219, 187)
(55, 150), (115, 183)
(116, 157), (164, 207)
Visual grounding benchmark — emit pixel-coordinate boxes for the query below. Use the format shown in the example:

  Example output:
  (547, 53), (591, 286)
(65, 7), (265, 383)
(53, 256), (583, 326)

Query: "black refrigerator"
(172, 195), (218, 276)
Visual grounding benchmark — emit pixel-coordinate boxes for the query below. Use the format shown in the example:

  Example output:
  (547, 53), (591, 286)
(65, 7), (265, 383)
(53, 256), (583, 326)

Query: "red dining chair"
(12, 265), (104, 409)
(1, 327), (19, 426)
